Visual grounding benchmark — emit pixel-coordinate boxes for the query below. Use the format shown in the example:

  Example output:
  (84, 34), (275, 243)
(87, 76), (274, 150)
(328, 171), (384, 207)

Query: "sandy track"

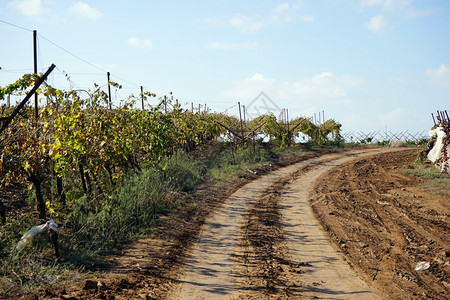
(168, 148), (398, 299)
(277, 156), (380, 299)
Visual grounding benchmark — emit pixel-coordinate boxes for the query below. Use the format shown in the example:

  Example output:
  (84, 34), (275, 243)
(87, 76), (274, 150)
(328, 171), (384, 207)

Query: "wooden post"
(0, 200), (5, 224)
(107, 72), (112, 109)
(440, 111), (446, 122)
(252, 131), (256, 154)
(287, 108), (290, 146)
(140, 86), (144, 110)
(33, 30), (38, 120)
(0, 64), (56, 135)
(238, 102), (244, 145)
(164, 95), (167, 113)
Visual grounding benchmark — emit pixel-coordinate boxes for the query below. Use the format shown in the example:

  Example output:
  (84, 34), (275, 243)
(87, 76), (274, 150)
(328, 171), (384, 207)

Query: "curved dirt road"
(168, 148), (401, 299)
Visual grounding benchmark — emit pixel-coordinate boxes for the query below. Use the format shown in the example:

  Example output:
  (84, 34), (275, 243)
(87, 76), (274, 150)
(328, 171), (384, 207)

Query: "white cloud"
(361, 0), (396, 10)
(365, 14), (390, 34)
(270, 1), (313, 26)
(270, 2), (294, 24)
(222, 72), (362, 105)
(405, 7), (432, 18)
(222, 73), (277, 99)
(210, 41), (258, 50)
(343, 114), (377, 130)
(360, 0), (433, 18)
(425, 64), (450, 87)
(8, 0), (48, 17)
(273, 2), (291, 14)
(386, 76), (412, 85)
(69, 2), (103, 20)
(125, 37), (153, 49)
(300, 15), (314, 22)
(230, 15), (264, 33)
(206, 2), (313, 34)
(277, 72), (362, 101)
(379, 108), (408, 126)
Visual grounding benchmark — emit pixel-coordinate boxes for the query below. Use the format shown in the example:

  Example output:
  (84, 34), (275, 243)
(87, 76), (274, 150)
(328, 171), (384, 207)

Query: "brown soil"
(10, 147), (449, 300)
(310, 149), (449, 299)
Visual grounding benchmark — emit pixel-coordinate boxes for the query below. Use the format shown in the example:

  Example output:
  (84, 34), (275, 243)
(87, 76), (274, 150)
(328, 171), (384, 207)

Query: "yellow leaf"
(23, 161), (31, 171)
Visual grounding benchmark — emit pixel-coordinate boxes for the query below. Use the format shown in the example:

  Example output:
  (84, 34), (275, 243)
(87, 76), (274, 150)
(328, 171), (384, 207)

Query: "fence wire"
(341, 130), (429, 144)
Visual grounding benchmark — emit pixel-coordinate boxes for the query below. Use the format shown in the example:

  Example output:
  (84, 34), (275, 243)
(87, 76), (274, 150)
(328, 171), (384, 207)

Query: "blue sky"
(1, 0), (449, 134)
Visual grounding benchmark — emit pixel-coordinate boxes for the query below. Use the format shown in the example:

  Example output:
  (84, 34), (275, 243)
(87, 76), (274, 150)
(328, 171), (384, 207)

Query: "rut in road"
(168, 148), (400, 299)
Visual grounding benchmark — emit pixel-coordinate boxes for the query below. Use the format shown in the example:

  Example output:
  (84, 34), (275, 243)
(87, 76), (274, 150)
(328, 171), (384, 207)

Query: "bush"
(159, 151), (204, 192)
(65, 151), (204, 257)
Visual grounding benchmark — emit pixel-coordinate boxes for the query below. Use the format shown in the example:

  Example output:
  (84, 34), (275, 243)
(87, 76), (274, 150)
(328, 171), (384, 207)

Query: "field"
(3, 146), (447, 299)
(1, 73), (448, 299)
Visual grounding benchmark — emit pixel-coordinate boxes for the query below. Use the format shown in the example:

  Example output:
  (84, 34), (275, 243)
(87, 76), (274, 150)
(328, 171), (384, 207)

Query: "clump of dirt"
(310, 149), (449, 299)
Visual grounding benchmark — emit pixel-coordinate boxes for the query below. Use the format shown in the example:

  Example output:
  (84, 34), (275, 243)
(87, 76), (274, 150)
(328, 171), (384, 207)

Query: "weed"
(401, 160), (450, 199)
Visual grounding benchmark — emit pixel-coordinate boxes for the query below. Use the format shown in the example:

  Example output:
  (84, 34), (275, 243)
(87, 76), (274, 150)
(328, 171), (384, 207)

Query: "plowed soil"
(13, 148), (449, 300)
(310, 150), (449, 299)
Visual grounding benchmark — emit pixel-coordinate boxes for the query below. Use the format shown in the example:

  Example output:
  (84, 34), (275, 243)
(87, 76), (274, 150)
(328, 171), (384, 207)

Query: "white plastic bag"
(415, 261), (430, 271)
(15, 220), (58, 252)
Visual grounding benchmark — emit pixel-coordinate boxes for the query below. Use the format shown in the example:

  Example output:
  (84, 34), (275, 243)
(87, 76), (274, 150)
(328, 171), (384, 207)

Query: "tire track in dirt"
(310, 150), (450, 299)
(168, 148), (399, 299)
(275, 157), (381, 299)
(166, 161), (295, 300)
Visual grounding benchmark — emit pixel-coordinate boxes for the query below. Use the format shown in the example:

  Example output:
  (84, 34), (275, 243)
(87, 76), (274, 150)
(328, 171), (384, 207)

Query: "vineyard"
(0, 68), (343, 294)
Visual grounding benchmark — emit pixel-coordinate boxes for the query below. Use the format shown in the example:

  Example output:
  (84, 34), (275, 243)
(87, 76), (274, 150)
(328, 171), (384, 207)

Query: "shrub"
(64, 151), (204, 257)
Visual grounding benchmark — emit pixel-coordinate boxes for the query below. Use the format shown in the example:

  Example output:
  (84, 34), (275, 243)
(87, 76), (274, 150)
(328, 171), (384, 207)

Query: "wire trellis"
(341, 130), (429, 144)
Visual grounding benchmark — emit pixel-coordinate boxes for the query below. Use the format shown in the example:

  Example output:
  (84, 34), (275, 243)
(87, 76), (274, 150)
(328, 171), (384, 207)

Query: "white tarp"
(427, 126), (449, 174)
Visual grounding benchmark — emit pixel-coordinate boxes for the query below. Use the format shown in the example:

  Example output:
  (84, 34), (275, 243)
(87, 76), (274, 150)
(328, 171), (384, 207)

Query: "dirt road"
(168, 148), (394, 299)
(23, 147), (448, 300)
(310, 149), (449, 299)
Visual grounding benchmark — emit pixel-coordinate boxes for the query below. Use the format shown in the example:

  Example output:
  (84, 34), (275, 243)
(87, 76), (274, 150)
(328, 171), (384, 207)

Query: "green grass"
(401, 161), (449, 179)
(203, 145), (262, 184)
(401, 160), (450, 199)
(422, 178), (450, 199)
(202, 142), (314, 185)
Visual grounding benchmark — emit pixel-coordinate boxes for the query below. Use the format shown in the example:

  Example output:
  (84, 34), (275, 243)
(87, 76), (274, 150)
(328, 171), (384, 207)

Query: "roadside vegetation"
(401, 157), (450, 199)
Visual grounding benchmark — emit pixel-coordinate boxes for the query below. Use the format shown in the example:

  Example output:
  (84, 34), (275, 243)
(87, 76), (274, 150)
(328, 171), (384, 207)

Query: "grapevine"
(1, 72), (344, 221)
